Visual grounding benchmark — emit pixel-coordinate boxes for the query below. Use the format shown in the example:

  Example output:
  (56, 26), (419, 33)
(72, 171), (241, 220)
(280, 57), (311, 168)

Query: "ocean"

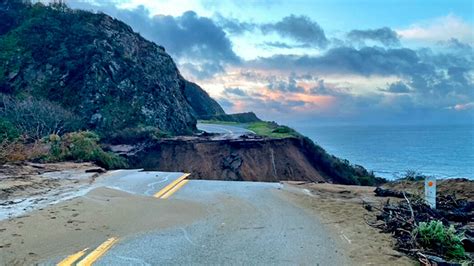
(293, 124), (474, 180)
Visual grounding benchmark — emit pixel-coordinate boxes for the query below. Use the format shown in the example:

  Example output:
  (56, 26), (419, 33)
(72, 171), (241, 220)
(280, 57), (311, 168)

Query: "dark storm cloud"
(249, 46), (422, 76)
(224, 87), (247, 96)
(216, 14), (328, 48)
(148, 11), (239, 62)
(309, 80), (343, 96)
(267, 75), (305, 93)
(439, 38), (473, 51)
(380, 81), (411, 93)
(262, 41), (309, 49)
(68, 2), (239, 78)
(261, 15), (328, 48)
(347, 27), (400, 46)
(214, 14), (257, 35)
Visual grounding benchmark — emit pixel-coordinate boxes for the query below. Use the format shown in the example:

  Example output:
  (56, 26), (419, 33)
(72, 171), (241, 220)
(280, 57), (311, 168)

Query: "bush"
(272, 126), (295, 134)
(414, 220), (466, 260)
(0, 139), (48, 164)
(48, 131), (127, 169)
(299, 136), (378, 186)
(0, 94), (83, 140)
(107, 126), (171, 144)
(0, 118), (20, 142)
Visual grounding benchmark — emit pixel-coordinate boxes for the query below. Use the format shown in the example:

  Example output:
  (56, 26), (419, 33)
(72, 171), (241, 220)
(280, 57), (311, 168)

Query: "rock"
(85, 168), (105, 173)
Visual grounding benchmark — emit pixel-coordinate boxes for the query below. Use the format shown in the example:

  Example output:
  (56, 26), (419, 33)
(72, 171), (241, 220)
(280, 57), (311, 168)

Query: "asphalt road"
(46, 170), (350, 265)
(197, 123), (254, 138)
(95, 180), (348, 265)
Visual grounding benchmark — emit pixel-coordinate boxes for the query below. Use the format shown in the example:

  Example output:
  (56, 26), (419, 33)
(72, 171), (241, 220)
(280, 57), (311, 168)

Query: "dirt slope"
(127, 137), (327, 182)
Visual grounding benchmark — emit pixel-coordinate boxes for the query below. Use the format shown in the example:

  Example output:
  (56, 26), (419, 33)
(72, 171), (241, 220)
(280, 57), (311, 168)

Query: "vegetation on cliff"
(0, 0), (231, 137)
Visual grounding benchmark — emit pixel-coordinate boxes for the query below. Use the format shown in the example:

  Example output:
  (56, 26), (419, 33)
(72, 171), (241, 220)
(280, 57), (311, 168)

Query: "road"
(197, 123), (254, 138)
(38, 170), (349, 265)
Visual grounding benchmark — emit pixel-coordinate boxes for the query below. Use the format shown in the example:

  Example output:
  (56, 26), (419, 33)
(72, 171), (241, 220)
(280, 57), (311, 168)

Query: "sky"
(65, 0), (474, 126)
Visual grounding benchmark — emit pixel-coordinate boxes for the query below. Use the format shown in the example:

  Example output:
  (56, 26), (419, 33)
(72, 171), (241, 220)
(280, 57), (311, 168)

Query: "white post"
(424, 176), (436, 209)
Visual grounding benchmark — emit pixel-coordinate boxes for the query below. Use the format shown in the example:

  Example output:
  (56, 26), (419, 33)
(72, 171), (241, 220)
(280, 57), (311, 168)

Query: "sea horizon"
(292, 123), (474, 180)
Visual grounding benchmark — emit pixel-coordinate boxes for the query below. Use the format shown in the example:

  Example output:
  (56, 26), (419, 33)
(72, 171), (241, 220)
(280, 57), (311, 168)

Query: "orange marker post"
(424, 176), (436, 209)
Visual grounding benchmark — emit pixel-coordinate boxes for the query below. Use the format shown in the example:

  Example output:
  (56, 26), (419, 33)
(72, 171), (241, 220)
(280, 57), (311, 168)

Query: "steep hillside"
(0, 1), (223, 135)
(183, 81), (225, 119)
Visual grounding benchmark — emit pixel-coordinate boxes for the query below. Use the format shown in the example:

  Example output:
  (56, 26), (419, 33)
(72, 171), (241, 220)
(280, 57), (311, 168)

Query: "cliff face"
(0, 2), (223, 135)
(128, 137), (327, 182)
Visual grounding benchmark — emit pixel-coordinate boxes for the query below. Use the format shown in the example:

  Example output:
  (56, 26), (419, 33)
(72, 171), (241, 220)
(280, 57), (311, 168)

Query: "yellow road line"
(76, 237), (118, 266)
(57, 248), (89, 266)
(153, 173), (190, 198)
(161, 179), (189, 199)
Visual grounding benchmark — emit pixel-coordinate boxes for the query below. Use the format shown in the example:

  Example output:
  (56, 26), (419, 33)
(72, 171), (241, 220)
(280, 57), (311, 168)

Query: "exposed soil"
(126, 137), (327, 183)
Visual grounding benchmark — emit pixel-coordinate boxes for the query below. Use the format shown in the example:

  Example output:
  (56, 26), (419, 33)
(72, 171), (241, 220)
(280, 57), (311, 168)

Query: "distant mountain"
(0, 1), (227, 135)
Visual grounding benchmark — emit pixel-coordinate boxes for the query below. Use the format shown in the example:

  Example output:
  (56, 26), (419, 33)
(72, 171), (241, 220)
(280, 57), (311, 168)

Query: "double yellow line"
(154, 173), (190, 199)
(57, 173), (190, 265)
(57, 237), (118, 266)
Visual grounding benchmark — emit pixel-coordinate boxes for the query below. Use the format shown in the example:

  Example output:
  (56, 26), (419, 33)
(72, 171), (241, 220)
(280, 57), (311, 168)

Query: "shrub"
(107, 126), (171, 144)
(299, 136), (378, 186)
(0, 139), (48, 164)
(414, 220), (466, 260)
(272, 126), (295, 134)
(49, 131), (128, 169)
(0, 94), (83, 140)
(0, 118), (20, 142)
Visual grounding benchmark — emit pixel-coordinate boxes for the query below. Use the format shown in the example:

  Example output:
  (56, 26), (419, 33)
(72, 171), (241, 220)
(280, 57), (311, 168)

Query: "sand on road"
(0, 187), (206, 265)
(281, 182), (415, 266)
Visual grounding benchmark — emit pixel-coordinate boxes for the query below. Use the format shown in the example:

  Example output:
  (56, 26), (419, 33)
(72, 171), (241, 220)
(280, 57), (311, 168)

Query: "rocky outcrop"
(0, 2), (224, 135)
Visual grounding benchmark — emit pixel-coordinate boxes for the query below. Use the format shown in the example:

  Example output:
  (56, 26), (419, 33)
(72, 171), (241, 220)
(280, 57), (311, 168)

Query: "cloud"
(249, 46), (421, 76)
(213, 13), (257, 35)
(216, 44), (473, 123)
(217, 14), (328, 49)
(224, 87), (247, 96)
(380, 81), (411, 93)
(262, 41), (308, 49)
(397, 14), (474, 44)
(148, 11), (239, 62)
(347, 27), (400, 46)
(439, 38), (473, 52)
(267, 75), (305, 93)
(68, 3), (239, 79)
(261, 15), (328, 48)
(453, 102), (474, 111)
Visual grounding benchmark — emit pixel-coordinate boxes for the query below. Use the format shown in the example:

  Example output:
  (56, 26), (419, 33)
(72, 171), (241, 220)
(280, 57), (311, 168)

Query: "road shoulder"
(279, 182), (415, 265)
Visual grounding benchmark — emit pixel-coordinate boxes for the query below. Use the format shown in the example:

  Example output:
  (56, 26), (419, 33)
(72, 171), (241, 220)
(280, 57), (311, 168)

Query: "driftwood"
(374, 187), (407, 198)
(367, 191), (474, 264)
